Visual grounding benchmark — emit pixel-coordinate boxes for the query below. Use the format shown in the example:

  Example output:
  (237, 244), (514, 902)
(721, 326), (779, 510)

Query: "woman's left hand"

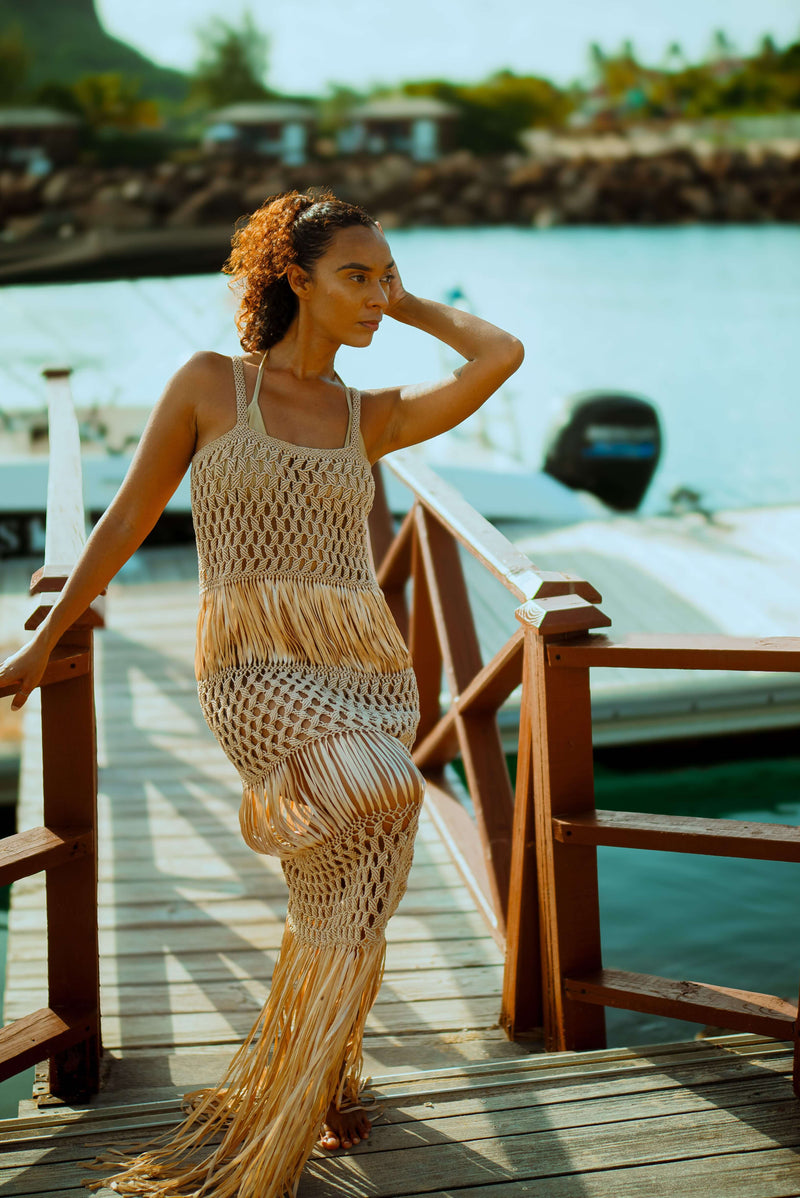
(384, 267), (410, 318)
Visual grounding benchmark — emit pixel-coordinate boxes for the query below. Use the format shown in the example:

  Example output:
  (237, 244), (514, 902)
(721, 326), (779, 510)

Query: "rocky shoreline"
(2, 144), (799, 283)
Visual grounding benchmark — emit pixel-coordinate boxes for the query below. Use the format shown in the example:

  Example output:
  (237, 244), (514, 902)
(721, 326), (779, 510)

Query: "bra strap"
(252, 351), (268, 411)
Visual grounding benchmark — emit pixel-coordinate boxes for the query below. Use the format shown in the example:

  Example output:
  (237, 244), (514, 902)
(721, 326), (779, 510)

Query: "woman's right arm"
(0, 351), (212, 709)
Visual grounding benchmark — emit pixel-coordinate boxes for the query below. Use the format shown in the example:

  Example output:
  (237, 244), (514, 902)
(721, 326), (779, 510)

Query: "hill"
(0, 0), (190, 103)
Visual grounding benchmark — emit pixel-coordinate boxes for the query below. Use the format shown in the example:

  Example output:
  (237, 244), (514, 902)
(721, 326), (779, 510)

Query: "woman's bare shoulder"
(176, 351), (238, 451)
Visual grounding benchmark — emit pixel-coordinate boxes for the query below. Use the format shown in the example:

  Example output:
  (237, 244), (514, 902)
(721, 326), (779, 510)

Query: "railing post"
(502, 607), (606, 1051)
(500, 625), (542, 1036)
(40, 623), (101, 1100)
(409, 505), (443, 743)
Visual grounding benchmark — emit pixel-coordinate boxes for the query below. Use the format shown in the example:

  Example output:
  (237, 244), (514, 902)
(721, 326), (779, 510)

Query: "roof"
(207, 102), (316, 125)
(348, 96), (459, 121)
(0, 106), (82, 128)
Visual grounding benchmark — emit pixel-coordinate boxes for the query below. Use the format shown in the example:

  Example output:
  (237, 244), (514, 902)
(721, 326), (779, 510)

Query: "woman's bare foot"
(318, 1102), (371, 1151)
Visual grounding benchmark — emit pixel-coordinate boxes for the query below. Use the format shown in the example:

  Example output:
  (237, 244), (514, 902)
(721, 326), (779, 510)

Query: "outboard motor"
(542, 392), (661, 512)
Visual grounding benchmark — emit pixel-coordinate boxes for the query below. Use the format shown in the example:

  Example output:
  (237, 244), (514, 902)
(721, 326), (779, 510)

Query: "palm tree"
(663, 41), (686, 73)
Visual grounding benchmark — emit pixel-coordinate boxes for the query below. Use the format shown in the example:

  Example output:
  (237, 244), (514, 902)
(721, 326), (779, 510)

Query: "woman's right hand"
(0, 633), (54, 711)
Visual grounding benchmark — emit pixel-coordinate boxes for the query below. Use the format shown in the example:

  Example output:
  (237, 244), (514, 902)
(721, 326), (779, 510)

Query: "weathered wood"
(372, 474), (412, 640)
(3, 1070), (795, 1166)
(6, 937), (500, 988)
(548, 631), (800, 672)
(565, 970), (798, 1040)
(515, 594), (612, 636)
(0, 826), (93, 888)
(7, 886), (479, 935)
(413, 507), (482, 699)
(794, 981), (800, 1099)
(412, 629), (523, 770)
(501, 629), (543, 1038)
(97, 994), (505, 1048)
(413, 508), (513, 930)
(423, 775), (500, 946)
(0, 645), (89, 698)
(367, 461), (395, 570)
(0, 1008), (96, 1082)
(458, 627), (524, 715)
(40, 626), (101, 1100)
(514, 617), (606, 1051)
(40, 368), (85, 570)
(24, 594), (105, 632)
(29, 564), (88, 594)
(408, 510), (442, 743)
(301, 1096), (800, 1195)
(554, 810), (800, 861)
(389, 1150), (800, 1198)
(386, 453), (603, 604)
(1, 1035), (798, 1195)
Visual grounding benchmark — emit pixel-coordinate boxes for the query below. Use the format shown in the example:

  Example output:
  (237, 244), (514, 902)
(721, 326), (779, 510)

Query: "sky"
(95, 0), (800, 96)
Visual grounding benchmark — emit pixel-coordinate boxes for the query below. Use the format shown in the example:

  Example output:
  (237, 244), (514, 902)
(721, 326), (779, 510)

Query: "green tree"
(663, 41), (687, 72)
(187, 8), (271, 110)
(710, 28), (737, 62)
(0, 22), (31, 103)
(70, 72), (161, 129)
(404, 71), (572, 154)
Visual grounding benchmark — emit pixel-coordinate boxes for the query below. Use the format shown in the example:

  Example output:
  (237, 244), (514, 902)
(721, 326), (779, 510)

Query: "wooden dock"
(0, 1035), (797, 1195)
(2, 546), (799, 1195)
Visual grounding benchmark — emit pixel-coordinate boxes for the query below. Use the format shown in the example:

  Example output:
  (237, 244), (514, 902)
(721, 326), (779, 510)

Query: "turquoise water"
(2, 225), (800, 513)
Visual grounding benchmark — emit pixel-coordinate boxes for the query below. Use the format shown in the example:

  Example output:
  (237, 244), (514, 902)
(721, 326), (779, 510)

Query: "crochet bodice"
(190, 355), (376, 592)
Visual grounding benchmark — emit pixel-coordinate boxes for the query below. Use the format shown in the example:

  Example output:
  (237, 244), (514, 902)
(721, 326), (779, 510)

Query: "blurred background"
(1, 0), (800, 1091)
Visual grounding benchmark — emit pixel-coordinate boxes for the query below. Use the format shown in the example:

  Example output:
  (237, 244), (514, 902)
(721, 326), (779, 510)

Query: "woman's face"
(297, 224), (395, 347)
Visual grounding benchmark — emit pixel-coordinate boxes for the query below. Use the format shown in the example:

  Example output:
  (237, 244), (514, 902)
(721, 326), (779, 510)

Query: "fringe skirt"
(86, 577), (423, 1197)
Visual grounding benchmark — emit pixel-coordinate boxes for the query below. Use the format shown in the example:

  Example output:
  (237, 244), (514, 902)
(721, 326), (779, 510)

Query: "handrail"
(386, 454), (604, 605)
(369, 453), (611, 949)
(372, 454), (799, 1093)
(0, 366), (103, 1104)
(513, 613), (800, 1077)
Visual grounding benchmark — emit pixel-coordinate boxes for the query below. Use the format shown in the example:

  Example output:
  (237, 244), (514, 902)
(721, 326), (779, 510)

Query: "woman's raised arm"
(361, 286), (524, 463)
(0, 351), (208, 707)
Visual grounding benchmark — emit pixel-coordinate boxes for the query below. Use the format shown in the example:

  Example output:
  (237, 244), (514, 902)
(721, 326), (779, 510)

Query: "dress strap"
(232, 356), (248, 423)
(347, 387), (363, 454)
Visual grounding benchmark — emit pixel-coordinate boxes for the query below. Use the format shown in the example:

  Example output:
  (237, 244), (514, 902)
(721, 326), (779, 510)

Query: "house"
(202, 102), (315, 166)
(0, 107), (83, 173)
(337, 96), (458, 162)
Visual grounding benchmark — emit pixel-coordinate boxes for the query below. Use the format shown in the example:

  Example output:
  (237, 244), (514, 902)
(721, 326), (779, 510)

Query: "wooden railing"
(368, 456), (611, 949)
(2, 398), (796, 1102)
(0, 367), (104, 1103)
(371, 455), (800, 1094)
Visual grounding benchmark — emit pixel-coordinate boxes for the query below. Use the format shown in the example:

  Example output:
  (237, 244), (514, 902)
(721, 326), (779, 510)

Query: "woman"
(0, 190), (523, 1196)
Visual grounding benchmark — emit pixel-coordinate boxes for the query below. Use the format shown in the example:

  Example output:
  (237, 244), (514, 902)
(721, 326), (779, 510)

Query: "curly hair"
(222, 190), (378, 351)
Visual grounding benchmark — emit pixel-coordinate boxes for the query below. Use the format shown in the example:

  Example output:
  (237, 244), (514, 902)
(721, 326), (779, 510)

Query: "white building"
(203, 102), (315, 166)
(337, 96), (458, 162)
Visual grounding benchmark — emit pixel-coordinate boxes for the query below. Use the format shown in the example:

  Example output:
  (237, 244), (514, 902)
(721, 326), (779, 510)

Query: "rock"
(3, 209), (77, 241)
(532, 205), (562, 229)
(374, 210), (402, 230)
(561, 180), (599, 219)
(78, 191), (157, 231)
(678, 184), (715, 218)
(243, 177), (291, 210)
(166, 180), (247, 227)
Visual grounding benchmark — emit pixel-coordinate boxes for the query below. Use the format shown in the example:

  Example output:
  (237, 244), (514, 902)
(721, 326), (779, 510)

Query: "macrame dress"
(90, 354), (423, 1197)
